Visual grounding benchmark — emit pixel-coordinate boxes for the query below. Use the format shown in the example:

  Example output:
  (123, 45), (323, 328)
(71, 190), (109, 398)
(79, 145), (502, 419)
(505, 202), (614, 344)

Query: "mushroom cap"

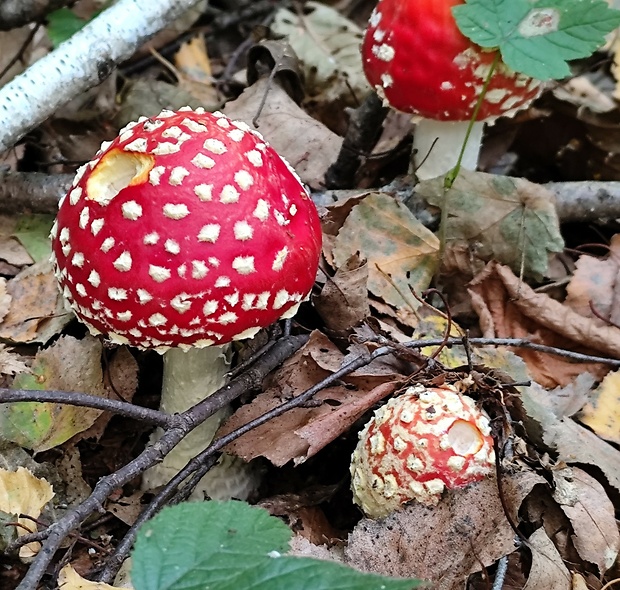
(350, 385), (495, 519)
(362, 0), (542, 121)
(50, 108), (322, 351)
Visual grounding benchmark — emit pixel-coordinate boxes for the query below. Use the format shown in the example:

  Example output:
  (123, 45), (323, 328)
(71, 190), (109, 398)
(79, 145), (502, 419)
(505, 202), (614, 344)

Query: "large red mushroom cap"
(350, 385), (495, 519)
(50, 108), (322, 351)
(362, 0), (542, 121)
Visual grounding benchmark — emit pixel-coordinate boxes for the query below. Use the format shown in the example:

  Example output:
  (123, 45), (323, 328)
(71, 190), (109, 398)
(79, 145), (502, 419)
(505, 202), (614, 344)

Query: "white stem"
(412, 119), (484, 180)
(141, 346), (259, 501)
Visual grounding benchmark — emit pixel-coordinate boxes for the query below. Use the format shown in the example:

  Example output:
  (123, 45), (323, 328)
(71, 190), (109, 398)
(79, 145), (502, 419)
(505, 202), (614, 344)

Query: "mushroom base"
(412, 119), (484, 181)
(141, 345), (259, 501)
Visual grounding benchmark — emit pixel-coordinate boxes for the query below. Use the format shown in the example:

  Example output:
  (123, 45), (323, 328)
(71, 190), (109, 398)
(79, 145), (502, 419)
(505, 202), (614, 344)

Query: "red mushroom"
(361, 0), (542, 179)
(50, 107), (322, 499)
(350, 385), (495, 518)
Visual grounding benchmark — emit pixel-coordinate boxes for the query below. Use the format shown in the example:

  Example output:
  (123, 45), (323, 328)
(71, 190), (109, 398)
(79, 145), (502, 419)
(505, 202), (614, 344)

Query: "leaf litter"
(0, 1), (620, 589)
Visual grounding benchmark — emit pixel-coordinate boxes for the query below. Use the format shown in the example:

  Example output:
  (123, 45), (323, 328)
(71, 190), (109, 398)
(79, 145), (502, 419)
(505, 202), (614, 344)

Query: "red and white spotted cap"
(362, 0), (542, 121)
(350, 385), (495, 519)
(50, 107), (322, 351)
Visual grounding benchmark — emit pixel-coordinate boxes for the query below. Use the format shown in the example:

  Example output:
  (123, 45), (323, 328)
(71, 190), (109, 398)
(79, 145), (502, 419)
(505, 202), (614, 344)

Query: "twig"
(0, 389), (172, 427)
(491, 555), (509, 590)
(0, 22), (42, 83)
(0, 170), (72, 213)
(14, 333), (307, 590)
(0, 0), (72, 31)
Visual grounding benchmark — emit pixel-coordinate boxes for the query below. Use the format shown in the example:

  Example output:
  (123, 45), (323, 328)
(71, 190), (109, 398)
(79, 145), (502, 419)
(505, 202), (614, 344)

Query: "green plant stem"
(439, 52), (500, 258)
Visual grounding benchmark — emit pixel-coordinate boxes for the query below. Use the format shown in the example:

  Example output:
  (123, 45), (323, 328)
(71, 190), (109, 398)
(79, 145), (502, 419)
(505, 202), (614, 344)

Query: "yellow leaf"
(0, 467), (54, 559)
(58, 565), (127, 589)
(579, 370), (620, 444)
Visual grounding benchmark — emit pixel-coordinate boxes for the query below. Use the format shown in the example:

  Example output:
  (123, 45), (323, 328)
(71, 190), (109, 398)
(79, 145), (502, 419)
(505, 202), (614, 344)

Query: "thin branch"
(0, 389), (172, 427)
(0, 0), (72, 31)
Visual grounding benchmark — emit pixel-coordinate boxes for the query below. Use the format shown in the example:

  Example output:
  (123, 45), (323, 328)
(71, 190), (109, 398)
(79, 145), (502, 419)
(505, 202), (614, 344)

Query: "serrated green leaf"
(453, 0), (620, 80)
(132, 502), (424, 590)
(13, 214), (54, 263)
(46, 8), (87, 47)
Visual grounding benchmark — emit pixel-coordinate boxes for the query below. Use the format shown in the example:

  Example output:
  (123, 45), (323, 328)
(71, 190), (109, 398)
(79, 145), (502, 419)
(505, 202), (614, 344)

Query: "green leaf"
(46, 8), (88, 47)
(453, 0), (620, 80)
(13, 214), (54, 263)
(131, 501), (424, 590)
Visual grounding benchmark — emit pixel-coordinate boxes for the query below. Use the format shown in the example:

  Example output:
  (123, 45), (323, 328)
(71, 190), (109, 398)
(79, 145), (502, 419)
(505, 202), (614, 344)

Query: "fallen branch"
(0, 0), (203, 153)
(0, 0), (71, 31)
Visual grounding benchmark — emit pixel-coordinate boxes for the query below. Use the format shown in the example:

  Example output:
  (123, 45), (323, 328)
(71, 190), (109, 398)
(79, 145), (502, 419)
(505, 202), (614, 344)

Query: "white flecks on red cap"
(51, 108), (322, 351)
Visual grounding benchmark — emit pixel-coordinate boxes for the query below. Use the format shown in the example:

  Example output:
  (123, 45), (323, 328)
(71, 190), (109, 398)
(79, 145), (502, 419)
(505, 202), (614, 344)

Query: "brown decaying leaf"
(522, 528), (571, 590)
(469, 262), (618, 387)
(313, 253), (370, 337)
(552, 467), (619, 574)
(220, 331), (403, 466)
(565, 234), (620, 324)
(344, 471), (542, 589)
(0, 260), (68, 344)
(223, 77), (342, 189)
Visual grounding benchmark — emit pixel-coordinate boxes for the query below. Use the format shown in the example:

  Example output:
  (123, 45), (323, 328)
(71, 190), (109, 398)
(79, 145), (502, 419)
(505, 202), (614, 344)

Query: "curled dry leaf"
(345, 471), (543, 589)
(0, 467), (54, 560)
(469, 262), (619, 387)
(221, 331), (403, 466)
(578, 369), (620, 443)
(418, 170), (564, 280)
(331, 192), (440, 310)
(552, 467), (619, 574)
(223, 77), (342, 188)
(58, 564), (120, 590)
(522, 528), (571, 590)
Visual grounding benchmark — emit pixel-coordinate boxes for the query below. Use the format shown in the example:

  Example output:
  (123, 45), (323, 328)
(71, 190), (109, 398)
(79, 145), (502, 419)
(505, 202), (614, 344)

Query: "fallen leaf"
(332, 192), (440, 310)
(221, 331), (403, 466)
(271, 2), (371, 103)
(223, 77), (342, 188)
(552, 467), (619, 574)
(173, 35), (220, 108)
(419, 171), (564, 279)
(0, 467), (54, 559)
(523, 528), (571, 590)
(12, 214), (55, 263)
(0, 335), (112, 451)
(578, 369), (620, 443)
(58, 565), (120, 589)
(344, 472), (541, 589)
(0, 344), (31, 376)
(469, 262), (618, 387)
(0, 260), (70, 344)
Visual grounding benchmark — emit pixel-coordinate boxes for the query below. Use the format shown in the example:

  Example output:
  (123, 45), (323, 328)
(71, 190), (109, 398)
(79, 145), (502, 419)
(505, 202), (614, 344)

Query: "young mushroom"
(350, 385), (495, 519)
(50, 107), (322, 500)
(361, 0), (543, 179)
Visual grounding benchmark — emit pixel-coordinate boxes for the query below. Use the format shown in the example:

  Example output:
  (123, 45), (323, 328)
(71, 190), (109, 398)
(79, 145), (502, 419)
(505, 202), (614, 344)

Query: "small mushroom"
(50, 107), (322, 500)
(361, 0), (543, 179)
(350, 385), (495, 519)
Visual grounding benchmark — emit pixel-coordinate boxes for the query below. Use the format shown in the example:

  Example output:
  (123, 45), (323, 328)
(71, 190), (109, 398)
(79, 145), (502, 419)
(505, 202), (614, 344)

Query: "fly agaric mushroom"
(362, 0), (543, 179)
(50, 107), (322, 500)
(350, 385), (495, 519)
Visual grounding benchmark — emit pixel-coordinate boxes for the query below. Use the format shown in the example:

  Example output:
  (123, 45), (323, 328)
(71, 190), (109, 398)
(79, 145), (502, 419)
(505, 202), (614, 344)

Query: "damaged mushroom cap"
(50, 107), (322, 351)
(362, 0), (542, 121)
(350, 385), (495, 519)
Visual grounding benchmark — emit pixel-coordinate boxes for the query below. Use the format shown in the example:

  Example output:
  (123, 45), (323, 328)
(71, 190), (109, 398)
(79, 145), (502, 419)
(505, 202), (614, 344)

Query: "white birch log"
(0, 0), (202, 153)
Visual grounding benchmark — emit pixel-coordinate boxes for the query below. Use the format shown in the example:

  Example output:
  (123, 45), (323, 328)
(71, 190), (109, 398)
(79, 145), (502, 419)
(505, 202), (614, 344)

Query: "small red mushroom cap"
(350, 385), (495, 519)
(50, 107), (322, 351)
(361, 0), (542, 121)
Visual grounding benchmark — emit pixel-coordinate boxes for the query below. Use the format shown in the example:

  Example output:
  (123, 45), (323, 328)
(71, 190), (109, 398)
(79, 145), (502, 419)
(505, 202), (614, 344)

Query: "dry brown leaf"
(344, 471), (542, 589)
(221, 331), (402, 466)
(552, 467), (619, 574)
(223, 77), (342, 188)
(314, 254), (369, 337)
(565, 234), (620, 325)
(0, 260), (69, 344)
(469, 262), (617, 387)
(0, 343), (29, 376)
(523, 528), (571, 590)
(0, 278), (11, 324)
(578, 369), (620, 444)
(58, 565), (120, 590)
(171, 36), (220, 108)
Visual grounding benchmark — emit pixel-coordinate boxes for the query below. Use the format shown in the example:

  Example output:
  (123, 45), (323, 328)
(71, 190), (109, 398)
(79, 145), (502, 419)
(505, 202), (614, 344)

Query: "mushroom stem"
(412, 119), (484, 180)
(141, 346), (258, 501)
